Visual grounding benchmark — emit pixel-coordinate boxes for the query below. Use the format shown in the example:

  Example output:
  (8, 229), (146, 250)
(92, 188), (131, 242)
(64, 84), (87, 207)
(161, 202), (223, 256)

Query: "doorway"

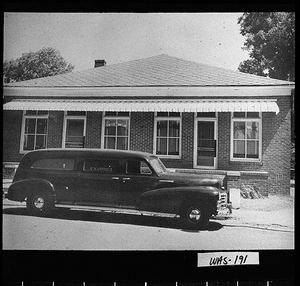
(194, 116), (217, 169)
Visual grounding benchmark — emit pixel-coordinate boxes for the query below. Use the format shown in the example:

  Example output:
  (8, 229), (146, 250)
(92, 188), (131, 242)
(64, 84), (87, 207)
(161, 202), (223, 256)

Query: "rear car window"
(83, 159), (120, 174)
(31, 159), (75, 170)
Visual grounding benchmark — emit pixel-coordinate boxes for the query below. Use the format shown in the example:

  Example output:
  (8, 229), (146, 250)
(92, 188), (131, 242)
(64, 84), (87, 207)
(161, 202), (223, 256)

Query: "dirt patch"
(240, 194), (294, 212)
(230, 195), (295, 228)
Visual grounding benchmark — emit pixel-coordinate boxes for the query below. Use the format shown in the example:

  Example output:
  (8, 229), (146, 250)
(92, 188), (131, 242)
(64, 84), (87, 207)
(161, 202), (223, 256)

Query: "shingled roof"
(5, 54), (292, 88)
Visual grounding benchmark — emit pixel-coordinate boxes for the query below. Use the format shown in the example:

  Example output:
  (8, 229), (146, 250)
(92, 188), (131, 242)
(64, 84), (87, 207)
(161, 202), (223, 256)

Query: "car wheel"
(180, 202), (210, 230)
(26, 192), (53, 216)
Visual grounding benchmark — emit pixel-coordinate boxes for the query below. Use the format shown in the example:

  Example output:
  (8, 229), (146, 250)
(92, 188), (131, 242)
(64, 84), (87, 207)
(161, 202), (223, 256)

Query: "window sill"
(229, 159), (263, 165)
(157, 155), (181, 160)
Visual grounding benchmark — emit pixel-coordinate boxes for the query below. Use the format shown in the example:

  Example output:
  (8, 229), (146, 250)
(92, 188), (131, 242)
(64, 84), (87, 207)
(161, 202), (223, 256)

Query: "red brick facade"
(3, 95), (291, 194)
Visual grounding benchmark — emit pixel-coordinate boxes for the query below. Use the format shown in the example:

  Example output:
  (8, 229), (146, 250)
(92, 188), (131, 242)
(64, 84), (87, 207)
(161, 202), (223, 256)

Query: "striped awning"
(3, 99), (280, 114)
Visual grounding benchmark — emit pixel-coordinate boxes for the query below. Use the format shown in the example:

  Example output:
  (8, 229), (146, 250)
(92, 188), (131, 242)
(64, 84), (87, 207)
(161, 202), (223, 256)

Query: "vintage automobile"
(6, 149), (230, 229)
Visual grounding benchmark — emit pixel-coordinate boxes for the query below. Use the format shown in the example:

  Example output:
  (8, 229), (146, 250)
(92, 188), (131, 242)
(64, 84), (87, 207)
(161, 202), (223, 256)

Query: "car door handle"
(122, 177), (130, 181)
(112, 177), (120, 180)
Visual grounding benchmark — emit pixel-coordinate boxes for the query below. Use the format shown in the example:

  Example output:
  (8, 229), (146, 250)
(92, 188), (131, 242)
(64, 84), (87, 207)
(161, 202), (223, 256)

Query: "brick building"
(3, 54), (294, 194)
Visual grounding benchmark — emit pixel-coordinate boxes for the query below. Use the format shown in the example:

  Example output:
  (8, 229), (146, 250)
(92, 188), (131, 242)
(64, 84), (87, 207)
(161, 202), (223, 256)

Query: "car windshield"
(149, 156), (167, 175)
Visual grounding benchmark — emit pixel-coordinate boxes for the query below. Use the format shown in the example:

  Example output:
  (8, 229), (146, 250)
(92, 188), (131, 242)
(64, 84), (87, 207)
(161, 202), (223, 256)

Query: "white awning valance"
(3, 99), (280, 114)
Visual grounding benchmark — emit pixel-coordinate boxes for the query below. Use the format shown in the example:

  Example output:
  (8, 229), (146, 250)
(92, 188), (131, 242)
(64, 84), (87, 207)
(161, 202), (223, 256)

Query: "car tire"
(26, 192), (54, 216)
(179, 202), (210, 230)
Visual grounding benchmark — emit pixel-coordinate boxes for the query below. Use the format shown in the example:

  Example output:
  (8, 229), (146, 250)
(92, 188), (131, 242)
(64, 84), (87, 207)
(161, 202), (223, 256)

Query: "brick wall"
(261, 96), (291, 194)
(3, 110), (23, 162)
(47, 111), (64, 148)
(3, 95), (291, 194)
(130, 112), (154, 153)
(85, 111), (102, 148)
(217, 96), (291, 194)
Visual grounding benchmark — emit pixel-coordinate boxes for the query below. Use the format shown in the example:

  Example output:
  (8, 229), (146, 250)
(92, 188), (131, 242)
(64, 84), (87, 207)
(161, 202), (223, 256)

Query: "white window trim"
(20, 111), (49, 154)
(230, 112), (262, 162)
(153, 112), (182, 159)
(62, 111), (87, 148)
(101, 112), (131, 150)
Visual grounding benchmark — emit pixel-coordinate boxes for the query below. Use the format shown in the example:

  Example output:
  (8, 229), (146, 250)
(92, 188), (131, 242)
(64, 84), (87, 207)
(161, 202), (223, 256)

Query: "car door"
(30, 157), (78, 204)
(118, 159), (159, 208)
(76, 157), (122, 207)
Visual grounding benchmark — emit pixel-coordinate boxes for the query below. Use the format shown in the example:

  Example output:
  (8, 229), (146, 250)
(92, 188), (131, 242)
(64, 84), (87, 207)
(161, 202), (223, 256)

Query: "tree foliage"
(238, 12), (295, 81)
(3, 47), (74, 83)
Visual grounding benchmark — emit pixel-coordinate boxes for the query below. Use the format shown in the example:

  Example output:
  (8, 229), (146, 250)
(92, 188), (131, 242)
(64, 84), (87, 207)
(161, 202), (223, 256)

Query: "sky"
(4, 13), (249, 72)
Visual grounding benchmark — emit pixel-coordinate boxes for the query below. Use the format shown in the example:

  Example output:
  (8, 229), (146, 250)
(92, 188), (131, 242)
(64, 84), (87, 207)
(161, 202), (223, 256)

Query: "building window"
(231, 112), (261, 161)
(102, 112), (130, 150)
(154, 112), (181, 158)
(20, 111), (49, 152)
(63, 111), (86, 148)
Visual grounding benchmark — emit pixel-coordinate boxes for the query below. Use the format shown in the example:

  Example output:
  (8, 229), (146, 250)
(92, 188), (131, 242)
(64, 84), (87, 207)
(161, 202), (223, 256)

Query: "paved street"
(3, 199), (294, 250)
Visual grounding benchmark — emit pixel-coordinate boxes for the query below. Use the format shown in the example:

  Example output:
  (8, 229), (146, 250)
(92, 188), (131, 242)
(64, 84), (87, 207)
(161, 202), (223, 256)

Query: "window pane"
(117, 137), (128, 150)
(197, 112), (216, 117)
(234, 122), (245, 139)
(233, 112), (246, 118)
(67, 120), (84, 136)
(105, 119), (116, 135)
(84, 159), (119, 173)
(35, 135), (46, 149)
(141, 161), (152, 174)
(168, 112), (180, 117)
(169, 138), (179, 155)
(157, 121), (167, 137)
(24, 135), (35, 150)
(25, 118), (36, 134)
(233, 140), (245, 158)
(37, 111), (48, 115)
(169, 120), (179, 137)
(117, 119), (128, 136)
(105, 111), (117, 116)
(66, 119), (84, 147)
(247, 140), (259, 158)
(36, 119), (47, 134)
(157, 112), (168, 117)
(25, 111), (37, 115)
(118, 112), (129, 116)
(67, 111), (86, 116)
(32, 159), (75, 170)
(247, 112), (259, 118)
(156, 138), (167, 155)
(247, 121), (259, 139)
(104, 137), (115, 149)
(127, 160), (141, 174)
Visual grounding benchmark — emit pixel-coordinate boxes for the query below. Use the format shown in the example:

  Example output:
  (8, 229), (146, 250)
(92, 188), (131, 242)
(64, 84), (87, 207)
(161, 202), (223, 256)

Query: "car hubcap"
(33, 197), (45, 209)
(187, 208), (202, 223)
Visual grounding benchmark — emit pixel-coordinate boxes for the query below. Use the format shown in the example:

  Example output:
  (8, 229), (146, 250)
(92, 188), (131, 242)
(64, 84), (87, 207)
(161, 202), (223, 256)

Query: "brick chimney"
(94, 60), (106, 68)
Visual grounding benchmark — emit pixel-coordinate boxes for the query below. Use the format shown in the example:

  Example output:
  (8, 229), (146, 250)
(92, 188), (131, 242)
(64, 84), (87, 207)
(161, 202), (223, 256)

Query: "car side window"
(31, 158), (75, 170)
(126, 160), (152, 175)
(83, 158), (120, 174)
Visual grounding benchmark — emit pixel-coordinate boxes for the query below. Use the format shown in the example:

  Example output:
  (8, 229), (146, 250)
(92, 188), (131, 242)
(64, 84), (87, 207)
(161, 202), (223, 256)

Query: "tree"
(3, 47), (74, 83)
(238, 12), (295, 81)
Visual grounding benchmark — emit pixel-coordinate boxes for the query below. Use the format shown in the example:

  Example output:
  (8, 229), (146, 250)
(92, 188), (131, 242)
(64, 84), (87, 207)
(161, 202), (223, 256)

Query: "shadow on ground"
(3, 205), (223, 232)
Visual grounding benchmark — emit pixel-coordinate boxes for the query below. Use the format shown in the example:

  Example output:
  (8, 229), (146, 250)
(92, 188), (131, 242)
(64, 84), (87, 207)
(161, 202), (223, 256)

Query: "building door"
(194, 117), (217, 169)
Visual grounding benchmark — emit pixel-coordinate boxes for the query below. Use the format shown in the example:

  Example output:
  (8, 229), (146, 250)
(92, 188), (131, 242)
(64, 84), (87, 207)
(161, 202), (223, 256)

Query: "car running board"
(55, 204), (179, 218)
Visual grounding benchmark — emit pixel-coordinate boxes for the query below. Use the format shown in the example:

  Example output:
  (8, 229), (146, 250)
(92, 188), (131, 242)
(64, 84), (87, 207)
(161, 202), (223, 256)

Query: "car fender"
(139, 186), (220, 214)
(7, 178), (55, 202)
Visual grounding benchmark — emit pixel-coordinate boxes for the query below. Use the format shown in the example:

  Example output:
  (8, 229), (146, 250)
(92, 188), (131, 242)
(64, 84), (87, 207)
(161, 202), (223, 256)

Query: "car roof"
(23, 148), (155, 160)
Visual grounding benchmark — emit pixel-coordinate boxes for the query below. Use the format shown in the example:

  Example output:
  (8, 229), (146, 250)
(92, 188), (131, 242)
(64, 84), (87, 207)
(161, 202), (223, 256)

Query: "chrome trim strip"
(55, 204), (178, 218)
(159, 179), (174, 183)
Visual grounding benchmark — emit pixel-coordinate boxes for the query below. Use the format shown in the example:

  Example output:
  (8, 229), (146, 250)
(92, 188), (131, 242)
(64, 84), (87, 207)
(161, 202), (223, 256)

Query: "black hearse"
(7, 149), (230, 229)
